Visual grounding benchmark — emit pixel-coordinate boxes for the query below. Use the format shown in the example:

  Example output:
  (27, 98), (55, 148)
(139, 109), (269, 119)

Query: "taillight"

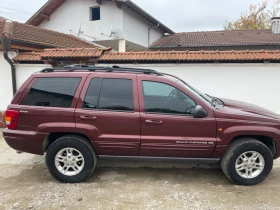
(5, 110), (19, 130)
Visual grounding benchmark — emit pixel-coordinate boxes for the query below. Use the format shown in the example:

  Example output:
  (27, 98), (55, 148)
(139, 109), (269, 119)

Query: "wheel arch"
(42, 132), (99, 155)
(230, 135), (277, 158)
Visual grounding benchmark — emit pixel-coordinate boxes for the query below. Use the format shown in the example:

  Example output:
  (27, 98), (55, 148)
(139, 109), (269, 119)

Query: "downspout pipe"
(3, 51), (16, 95)
(148, 22), (160, 47)
(1, 20), (16, 95)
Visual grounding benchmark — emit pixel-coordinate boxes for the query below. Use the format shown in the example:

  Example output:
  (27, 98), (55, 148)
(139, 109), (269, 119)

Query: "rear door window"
(22, 78), (81, 108)
(83, 78), (134, 112)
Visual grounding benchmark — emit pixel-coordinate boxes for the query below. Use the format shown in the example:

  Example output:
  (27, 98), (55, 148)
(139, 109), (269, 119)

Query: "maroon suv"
(3, 66), (280, 185)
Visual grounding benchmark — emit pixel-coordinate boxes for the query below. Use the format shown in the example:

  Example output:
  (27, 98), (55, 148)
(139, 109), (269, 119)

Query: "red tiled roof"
(26, 0), (174, 34)
(12, 48), (110, 61)
(151, 30), (280, 48)
(99, 50), (280, 62)
(0, 17), (97, 49)
(13, 49), (280, 63)
(12, 52), (42, 62)
(41, 48), (108, 58)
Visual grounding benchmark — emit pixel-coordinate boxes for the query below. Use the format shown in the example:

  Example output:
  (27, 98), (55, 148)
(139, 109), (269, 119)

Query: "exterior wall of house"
(40, 0), (123, 42)
(15, 64), (52, 88)
(122, 6), (164, 48)
(1, 62), (279, 127)
(0, 51), (18, 111)
(0, 62), (52, 128)
(97, 63), (280, 114)
(38, 1), (165, 50)
(0, 62), (52, 110)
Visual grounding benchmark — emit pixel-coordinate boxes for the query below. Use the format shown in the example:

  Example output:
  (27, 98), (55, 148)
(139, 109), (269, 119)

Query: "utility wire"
(0, 6), (32, 14)
(0, 11), (31, 15)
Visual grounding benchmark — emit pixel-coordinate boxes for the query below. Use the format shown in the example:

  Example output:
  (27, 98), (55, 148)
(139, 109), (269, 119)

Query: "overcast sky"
(0, 0), (276, 32)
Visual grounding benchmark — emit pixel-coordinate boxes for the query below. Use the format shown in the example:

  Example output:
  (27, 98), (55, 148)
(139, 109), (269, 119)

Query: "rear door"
(137, 75), (217, 158)
(75, 73), (141, 156)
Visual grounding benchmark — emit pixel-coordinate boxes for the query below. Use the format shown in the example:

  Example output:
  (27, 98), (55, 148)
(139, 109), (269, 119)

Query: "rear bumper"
(3, 129), (48, 155)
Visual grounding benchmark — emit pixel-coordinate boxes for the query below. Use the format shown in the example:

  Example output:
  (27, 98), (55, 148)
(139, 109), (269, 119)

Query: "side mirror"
(194, 105), (208, 118)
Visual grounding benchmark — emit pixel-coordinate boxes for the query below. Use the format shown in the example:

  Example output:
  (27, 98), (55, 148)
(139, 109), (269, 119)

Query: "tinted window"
(22, 78), (81, 108)
(83, 78), (101, 109)
(142, 81), (196, 115)
(83, 78), (134, 112)
(90, 7), (100, 21)
(99, 79), (134, 111)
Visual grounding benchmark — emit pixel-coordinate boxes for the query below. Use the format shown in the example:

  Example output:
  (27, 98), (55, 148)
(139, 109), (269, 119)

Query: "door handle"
(80, 116), (97, 121)
(145, 120), (163, 125)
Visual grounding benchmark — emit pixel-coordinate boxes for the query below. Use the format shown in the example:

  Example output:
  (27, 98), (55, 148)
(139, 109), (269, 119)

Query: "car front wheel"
(46, 135), (97, 183)
(221, 138), (273, 185)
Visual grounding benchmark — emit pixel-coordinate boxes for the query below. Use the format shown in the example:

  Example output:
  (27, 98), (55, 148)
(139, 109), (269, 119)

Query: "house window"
(90, 7), (100, 21)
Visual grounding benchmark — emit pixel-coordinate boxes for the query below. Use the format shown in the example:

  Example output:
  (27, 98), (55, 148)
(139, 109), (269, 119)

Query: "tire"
(46, 135), (97, 183)
(221, 138), (273, 185)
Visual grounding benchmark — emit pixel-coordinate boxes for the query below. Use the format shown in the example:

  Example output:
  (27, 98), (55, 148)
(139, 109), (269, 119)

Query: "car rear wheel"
(46, 135), (97, 183)
(221, 138), (273, 185)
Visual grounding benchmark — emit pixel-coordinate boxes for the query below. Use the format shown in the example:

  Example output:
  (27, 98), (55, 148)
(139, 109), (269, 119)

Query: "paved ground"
(1, 132), (280, 210)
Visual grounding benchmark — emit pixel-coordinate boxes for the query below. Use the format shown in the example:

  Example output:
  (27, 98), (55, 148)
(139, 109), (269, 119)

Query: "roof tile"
(99, 50), (280, 62)
(151, 30), (280, 48)
(13, 49), (280, 63)
(0, 17), (97, 49)
(12, 48), (110, 61)
(12, 52), (42, 62)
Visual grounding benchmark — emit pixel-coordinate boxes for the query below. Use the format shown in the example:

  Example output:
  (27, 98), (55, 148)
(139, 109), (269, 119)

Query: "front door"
(75, 73), (140, 156)
(137, 75), (217, 158)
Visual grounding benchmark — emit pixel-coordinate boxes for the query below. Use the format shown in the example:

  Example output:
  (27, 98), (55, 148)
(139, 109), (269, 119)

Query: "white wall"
(3, 62), (279, 114)
(97, 63), (280, 114)
(122, 6), (164, 47)
(0, 60), (51, 111)
(15, 64), (52, 88)
(40, 0), (123, 42)
(39, 0), (165, 50)
(0, 51), (18, 110)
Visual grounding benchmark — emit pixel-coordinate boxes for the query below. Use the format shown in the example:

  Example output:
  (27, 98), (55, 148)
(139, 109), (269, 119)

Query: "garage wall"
(97, 63), (280, 114)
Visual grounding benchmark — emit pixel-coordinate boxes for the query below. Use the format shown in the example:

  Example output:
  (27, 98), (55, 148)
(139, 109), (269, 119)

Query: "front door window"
(142, 81), (196, 115)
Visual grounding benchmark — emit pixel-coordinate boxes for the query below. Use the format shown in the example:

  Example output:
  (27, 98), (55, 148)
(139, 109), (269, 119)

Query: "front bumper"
(3, 129), (48, 155)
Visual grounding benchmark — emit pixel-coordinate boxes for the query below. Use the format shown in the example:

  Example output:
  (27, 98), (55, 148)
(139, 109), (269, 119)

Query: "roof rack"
(40, 65), (163, 76)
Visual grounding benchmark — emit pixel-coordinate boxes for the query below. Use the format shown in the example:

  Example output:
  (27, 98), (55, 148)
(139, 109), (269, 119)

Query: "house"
(0, 16), (100, 112)
(151, 18), (280, 51)
(26, 0), (174, 52)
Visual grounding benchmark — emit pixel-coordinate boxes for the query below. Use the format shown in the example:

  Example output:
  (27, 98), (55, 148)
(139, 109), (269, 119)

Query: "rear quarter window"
(22, 77), (81, 108)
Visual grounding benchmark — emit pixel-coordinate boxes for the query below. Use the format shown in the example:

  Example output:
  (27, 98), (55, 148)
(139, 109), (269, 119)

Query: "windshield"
(165, 76), (212, 104)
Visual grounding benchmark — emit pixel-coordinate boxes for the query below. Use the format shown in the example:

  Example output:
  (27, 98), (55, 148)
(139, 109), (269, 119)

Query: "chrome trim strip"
(99, 155), (220, 163)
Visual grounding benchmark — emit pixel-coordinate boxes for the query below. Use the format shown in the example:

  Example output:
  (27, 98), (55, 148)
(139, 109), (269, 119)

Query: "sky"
(0, 0), (276, 32)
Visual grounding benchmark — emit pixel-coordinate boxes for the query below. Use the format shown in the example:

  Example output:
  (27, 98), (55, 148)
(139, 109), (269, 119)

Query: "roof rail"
(40, 65), (163, 76)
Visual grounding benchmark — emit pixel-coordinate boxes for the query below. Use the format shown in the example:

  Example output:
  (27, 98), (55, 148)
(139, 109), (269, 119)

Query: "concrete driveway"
(1, 132), (280, 210)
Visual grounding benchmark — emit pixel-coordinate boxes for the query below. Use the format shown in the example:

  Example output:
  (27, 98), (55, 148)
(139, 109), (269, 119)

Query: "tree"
(224, 0), (280, 30)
